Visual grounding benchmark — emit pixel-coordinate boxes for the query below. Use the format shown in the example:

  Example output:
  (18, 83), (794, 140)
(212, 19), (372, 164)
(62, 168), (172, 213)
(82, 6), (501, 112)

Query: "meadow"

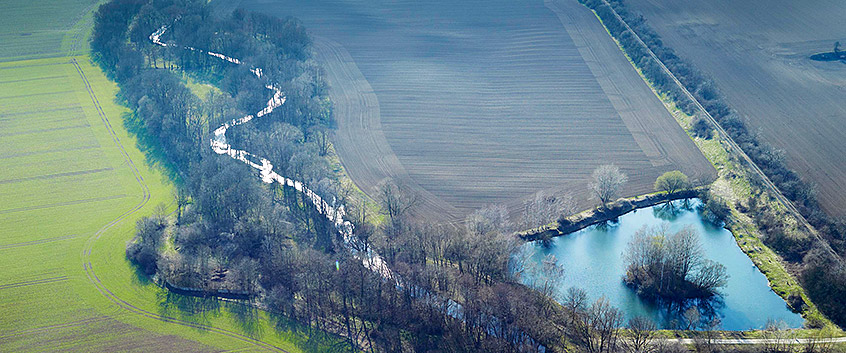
(625, 0), (846, 218)
(0, 1), (336, 351)
(0, 0), (98, 61)
(237, 0), (716, 220)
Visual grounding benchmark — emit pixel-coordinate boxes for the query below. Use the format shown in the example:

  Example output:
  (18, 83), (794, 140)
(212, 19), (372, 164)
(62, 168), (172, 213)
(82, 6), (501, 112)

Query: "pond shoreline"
(517, 188), (703, 241)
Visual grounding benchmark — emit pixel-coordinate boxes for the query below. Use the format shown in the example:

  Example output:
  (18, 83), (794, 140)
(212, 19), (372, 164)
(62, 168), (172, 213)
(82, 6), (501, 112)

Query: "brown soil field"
(236, 0), (715, 220)
(624, 0), (846, 218)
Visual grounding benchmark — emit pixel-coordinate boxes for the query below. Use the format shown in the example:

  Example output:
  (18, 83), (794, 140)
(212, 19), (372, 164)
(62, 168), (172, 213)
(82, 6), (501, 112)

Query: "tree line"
(92, 0), (842, 349)
(91, 0), (661, 351)
(578, 0), (846, 328)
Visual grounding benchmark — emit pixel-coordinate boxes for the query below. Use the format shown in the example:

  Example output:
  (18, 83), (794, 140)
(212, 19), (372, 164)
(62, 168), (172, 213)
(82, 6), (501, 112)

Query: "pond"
(517, 199), (804, 330)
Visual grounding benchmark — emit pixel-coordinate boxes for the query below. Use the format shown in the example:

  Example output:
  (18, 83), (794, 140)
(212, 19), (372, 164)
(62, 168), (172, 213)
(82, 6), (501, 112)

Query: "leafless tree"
(570, 295), (624, 353)
(761, 319), (794, 353)
(624, 225), (727, 301)
(522, 190), (576, 229)
(174, 187), (190, 223)
(622, 316), (657, 353)
(466, 203), (512, 235)
(376, 178), (418, 227)
(589, 164), (628, 205)
(308, 126), (331, 156)
(521, 254), (566, 313)
(692, 317), (722, 353)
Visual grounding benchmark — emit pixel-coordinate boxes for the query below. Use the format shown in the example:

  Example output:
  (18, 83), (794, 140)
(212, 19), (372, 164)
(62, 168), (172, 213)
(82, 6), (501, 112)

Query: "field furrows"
(244, 0), (714, 219)
(0, 316), (222, 353)
(0, 0), (96, 60)
(626, 0), (846, 217)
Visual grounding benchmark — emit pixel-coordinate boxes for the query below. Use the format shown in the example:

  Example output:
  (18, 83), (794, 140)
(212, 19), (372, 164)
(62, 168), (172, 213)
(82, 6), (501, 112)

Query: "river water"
(518, 199), (803, 330)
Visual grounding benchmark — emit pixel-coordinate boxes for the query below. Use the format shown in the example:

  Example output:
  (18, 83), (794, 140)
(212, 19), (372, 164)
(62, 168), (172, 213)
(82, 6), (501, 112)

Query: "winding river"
(149, 25), (393, 279)
(150, 25), (804, 333)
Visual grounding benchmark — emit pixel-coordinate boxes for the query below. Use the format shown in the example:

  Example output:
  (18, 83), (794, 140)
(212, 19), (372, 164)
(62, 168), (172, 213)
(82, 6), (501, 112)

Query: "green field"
(0, 0), (98, 61)
(0, 1), (333, 352)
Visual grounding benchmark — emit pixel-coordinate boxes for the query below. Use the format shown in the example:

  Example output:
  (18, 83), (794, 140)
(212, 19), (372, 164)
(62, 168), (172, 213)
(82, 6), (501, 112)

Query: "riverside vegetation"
(90, 0), (846, 351)
(579, 0), (846, 329)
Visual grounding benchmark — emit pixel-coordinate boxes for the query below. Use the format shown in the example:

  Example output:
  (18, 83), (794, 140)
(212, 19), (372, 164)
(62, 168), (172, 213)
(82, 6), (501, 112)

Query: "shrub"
(691, 116), (712, 139)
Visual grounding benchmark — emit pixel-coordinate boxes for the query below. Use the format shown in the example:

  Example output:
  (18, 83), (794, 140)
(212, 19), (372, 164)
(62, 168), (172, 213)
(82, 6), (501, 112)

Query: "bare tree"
(692, 318), (722, 353)
(522, 254), (566, 313)
(761, 319), (793, 353)
(522, 190), (575, 229)
(591, 297), (625, 353)
(308, 126), (331, 156)
(589, 164), (628, 205)
(376, 178), (418, 226)
(174, 187), (190, 223)
(625, 225), (727, 301)
(466, 203), (512, 235)
(623, 316), (657, 353)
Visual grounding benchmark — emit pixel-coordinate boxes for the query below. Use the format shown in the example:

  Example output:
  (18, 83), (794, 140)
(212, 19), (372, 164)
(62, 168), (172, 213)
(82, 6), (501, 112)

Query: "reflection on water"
(517, 199), (804, 330)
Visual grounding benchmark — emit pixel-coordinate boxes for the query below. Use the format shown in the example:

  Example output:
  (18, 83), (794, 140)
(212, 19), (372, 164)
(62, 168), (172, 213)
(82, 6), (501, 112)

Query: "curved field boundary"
(71, 58), (291, 353)
(311, 36), (462, 220)
(590, 0), (841, 264)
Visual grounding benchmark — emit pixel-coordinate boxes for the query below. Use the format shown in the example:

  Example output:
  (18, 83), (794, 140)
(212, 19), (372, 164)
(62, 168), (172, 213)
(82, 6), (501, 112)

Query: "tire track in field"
(0, 194), (128, 215)
(0, 75), (67, 85)
(71, 59), (288, 353)
(0, 316), (112, 341)
(0, 234), (79, 250)
(0, 123), (90, 137)
(0, 106), (81, 119)
(0, 168), (112, 185)
(0, 276), (68, 290)
(0, 90), (74, 100)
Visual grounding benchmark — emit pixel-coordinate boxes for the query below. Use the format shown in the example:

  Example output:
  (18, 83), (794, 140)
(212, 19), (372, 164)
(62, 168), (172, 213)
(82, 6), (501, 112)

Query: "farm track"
(593, 0), (842, 263)
(0, 234), (79, 250)
(0, 168), (112, 184)
(0, 316), (112, 341)
(0, 194), (127, 215)
(70, 59), (289, 353)
(0, 276), (68, 290)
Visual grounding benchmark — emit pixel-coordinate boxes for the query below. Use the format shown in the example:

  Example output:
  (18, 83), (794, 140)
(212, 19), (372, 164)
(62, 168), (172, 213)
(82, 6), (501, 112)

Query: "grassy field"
(0, 1), (339, 352)
(0, 0), (99, 61)
(238, 0), (716, 220)
(624, 0), (846, 218)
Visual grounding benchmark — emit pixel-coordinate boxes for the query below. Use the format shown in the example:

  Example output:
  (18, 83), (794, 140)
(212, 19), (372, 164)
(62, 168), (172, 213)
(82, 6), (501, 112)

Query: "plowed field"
(238, 0), (715, 219)
(626, 0), (846, 218)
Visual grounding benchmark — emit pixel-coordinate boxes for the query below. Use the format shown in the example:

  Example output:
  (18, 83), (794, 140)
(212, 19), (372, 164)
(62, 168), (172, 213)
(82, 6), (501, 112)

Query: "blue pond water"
(518, 199), (803, 330)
